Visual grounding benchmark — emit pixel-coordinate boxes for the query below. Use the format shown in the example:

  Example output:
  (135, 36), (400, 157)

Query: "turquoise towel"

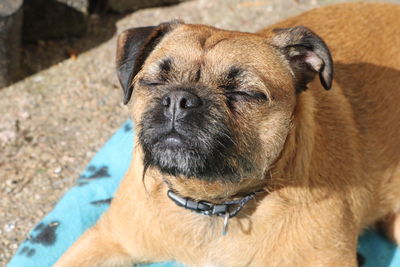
(7, 120), (400, 267)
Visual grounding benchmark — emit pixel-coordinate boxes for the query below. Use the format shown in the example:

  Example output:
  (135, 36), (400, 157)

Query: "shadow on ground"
(18, 13), (123, 81)
(16, 0), (186, 83)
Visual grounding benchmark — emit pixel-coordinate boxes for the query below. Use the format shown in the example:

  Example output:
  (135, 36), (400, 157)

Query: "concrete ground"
(1, 0), (399, 264)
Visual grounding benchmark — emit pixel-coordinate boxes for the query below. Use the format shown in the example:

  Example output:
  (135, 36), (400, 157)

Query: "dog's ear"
(116, 21), (182, 104)
(271, 26), (333, 92)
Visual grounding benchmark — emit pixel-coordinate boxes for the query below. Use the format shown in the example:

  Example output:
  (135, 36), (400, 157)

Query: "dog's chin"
(142, 135), (239, 181)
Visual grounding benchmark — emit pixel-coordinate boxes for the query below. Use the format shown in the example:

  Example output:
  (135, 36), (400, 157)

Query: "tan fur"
(55, 3), (400, 267)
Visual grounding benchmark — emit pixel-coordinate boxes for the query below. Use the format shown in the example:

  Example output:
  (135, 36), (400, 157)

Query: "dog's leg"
(54, 220), (132, 267)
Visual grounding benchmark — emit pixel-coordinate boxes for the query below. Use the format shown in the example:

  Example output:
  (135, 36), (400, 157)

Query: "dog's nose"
(161, 90), (202, 122)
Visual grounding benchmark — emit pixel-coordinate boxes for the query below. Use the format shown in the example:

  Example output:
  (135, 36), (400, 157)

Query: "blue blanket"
(7, 120), (400, 267)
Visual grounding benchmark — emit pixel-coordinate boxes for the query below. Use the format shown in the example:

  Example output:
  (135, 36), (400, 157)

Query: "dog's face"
(116, 22), (332, 198)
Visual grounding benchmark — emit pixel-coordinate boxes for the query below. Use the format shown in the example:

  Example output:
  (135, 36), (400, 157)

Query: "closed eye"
(139, 79), (164, 87)
(222, 88), (268, 102)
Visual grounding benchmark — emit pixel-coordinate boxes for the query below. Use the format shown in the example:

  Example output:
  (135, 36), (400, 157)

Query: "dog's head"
(116, 21), (332, 199)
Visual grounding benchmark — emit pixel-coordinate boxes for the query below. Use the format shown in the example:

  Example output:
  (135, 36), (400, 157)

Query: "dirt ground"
(1, 0), (399, 265)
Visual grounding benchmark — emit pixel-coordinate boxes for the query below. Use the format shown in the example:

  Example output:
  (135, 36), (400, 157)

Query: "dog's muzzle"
(139, 88), (238, 180)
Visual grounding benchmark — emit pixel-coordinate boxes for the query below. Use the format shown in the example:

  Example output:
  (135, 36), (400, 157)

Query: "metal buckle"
(197, 201), (212, 215)
(222, 212), (230, 236)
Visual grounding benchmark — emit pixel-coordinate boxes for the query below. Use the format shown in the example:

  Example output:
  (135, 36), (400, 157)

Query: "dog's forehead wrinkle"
(196, 32), (212, 49)
(179, 25), (231, 49)
(204, 37), (230, 51)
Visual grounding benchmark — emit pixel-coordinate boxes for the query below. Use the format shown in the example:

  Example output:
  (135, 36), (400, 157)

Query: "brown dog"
(55, 2), (400, 267)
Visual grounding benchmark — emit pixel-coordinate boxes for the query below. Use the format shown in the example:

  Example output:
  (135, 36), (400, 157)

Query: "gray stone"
(57, 0), (91, 14)
(23, 0), (90, 42)
(107, 0), (187, 13)
(0, 0), (23, 87)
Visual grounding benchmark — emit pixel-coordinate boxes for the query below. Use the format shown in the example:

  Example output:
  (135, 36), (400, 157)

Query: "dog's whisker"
(141, 161), (151, 196)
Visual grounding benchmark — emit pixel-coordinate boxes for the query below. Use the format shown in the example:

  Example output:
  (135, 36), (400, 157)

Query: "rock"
(107, 0), (187, 13)
(4, 222), (16, 232)
(57, 0), (91, 14)
(22, 0), (90, 42)
(54, 167), (62, 174)
(0, 0), (23, 87)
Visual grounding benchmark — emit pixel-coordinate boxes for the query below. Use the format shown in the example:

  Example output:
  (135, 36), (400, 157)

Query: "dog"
(55, 2), (400, 266)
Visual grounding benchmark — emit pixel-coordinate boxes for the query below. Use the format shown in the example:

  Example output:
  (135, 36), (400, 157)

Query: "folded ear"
(116, 21), (181, 104)
(271, 26), (333, 93)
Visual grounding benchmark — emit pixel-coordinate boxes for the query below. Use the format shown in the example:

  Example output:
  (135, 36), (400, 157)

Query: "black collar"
(167, 190), (258, 217)
(167, 189), (262, 234)
(167, 190), (264, 235)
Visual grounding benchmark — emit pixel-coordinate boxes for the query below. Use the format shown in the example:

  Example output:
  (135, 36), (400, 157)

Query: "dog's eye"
(139, 79), (164, 87)
(224, 89), (268, 102)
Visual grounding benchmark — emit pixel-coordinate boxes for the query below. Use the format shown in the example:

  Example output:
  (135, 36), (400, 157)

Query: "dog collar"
(167, 190), (259, 235)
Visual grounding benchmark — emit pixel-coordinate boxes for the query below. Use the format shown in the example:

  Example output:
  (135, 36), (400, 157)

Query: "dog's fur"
(55, 3), (400, 267)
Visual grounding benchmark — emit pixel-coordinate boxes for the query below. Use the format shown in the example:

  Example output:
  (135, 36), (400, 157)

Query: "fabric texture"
(7, 120), (400, 267)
